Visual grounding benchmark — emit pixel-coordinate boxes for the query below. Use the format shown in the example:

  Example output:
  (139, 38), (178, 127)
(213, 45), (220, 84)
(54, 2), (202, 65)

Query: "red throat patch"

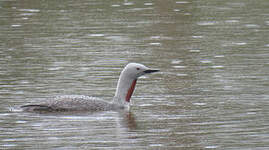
(125, 79), (137, 102)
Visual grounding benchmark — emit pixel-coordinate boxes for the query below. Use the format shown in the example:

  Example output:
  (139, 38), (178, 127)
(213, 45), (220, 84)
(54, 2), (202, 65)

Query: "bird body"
(21, 63), (159, 112)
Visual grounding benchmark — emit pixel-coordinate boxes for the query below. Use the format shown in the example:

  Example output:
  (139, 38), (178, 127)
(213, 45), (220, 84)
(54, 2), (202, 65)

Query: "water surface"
(0, 0), (269, 149)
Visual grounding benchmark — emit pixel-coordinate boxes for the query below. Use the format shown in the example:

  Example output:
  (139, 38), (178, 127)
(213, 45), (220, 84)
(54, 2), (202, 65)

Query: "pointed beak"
(143, 69), (159, 74)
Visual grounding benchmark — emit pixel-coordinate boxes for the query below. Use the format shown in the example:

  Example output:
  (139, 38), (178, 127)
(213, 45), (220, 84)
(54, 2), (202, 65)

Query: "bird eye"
(136, 68), (140, 70)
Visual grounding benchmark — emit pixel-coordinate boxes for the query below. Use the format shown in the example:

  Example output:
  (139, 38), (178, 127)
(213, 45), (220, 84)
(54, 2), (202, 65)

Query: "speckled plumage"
(21, 95), (122, 112)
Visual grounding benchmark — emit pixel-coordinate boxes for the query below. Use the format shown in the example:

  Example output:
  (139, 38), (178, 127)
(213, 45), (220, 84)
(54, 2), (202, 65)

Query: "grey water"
(1, 0), (269, 149)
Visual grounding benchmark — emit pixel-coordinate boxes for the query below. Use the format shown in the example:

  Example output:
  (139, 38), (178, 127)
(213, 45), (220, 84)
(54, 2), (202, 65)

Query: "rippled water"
(1, 0), (269, 149)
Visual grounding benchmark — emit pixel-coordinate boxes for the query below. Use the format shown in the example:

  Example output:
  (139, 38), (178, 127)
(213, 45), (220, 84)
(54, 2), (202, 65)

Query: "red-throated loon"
(21, 63), (159, 112)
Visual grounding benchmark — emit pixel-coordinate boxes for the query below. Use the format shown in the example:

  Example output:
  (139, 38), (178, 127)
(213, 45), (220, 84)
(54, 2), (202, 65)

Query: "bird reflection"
(117, 111), (137, 130)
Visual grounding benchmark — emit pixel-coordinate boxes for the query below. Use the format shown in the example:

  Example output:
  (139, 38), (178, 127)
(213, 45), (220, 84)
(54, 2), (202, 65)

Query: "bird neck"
(113, 72), (137, 107)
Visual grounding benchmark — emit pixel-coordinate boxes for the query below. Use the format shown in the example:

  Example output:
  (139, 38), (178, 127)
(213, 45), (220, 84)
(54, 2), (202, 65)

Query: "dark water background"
(0, 0), (269, 149)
